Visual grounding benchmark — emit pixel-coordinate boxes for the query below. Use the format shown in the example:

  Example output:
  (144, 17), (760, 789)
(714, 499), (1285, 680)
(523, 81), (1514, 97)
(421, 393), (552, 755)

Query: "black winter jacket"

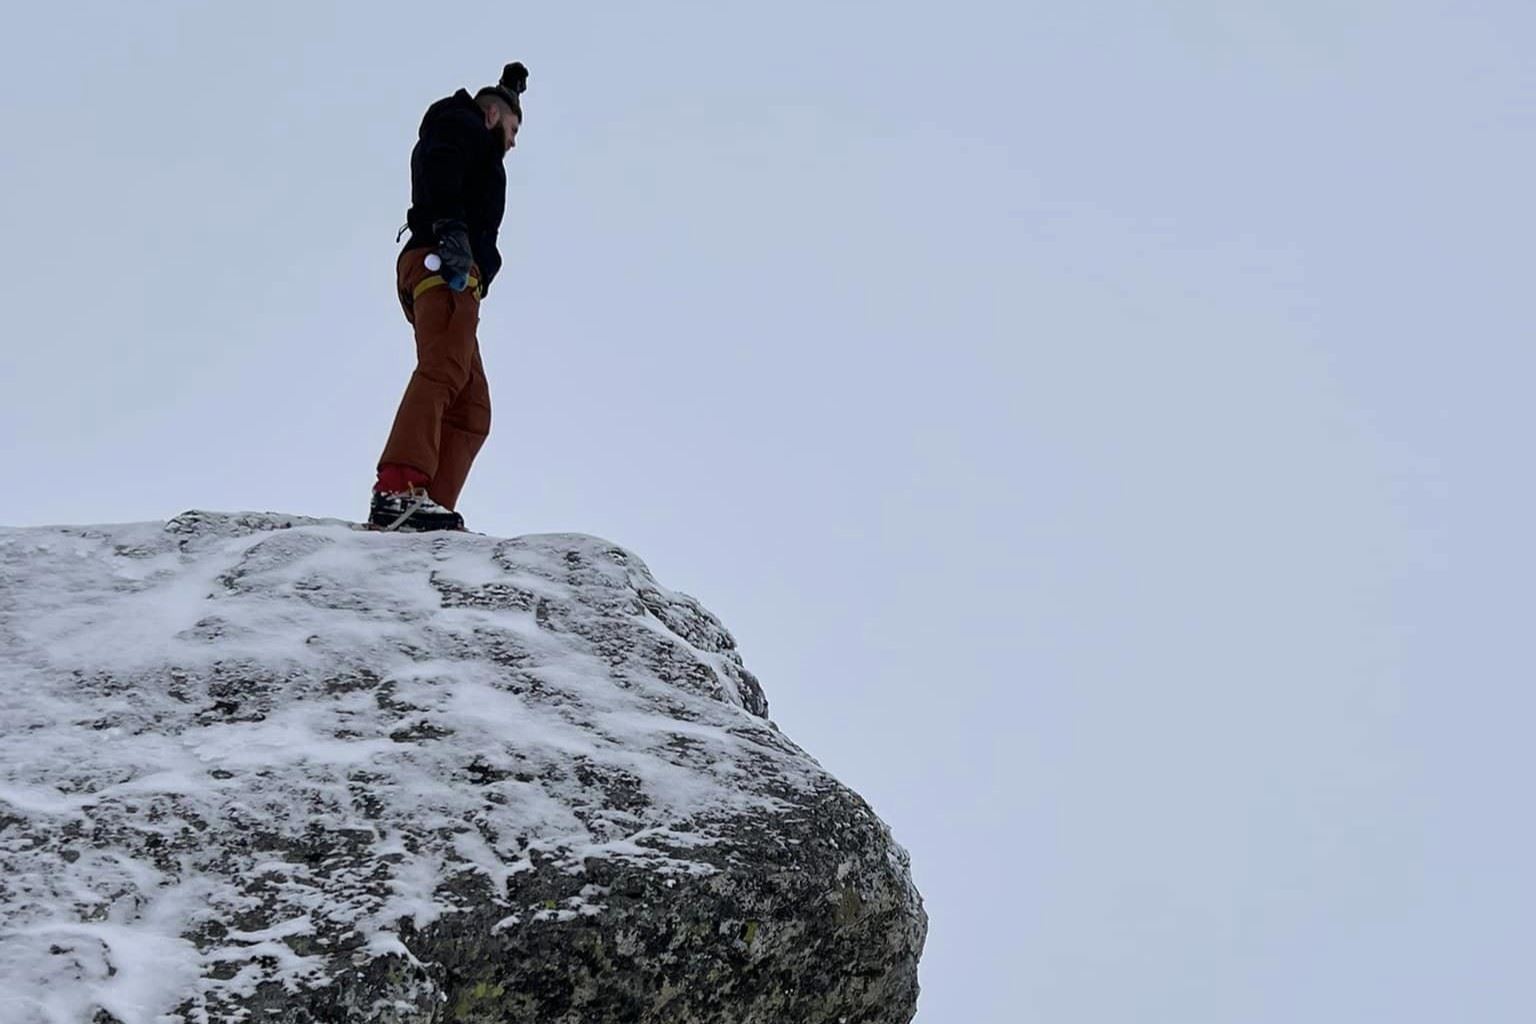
(403, 90), (506, 295)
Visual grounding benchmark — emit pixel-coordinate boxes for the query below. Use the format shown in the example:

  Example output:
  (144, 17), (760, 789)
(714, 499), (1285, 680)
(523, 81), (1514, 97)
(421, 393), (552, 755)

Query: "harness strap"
(413, 274), (482, 301)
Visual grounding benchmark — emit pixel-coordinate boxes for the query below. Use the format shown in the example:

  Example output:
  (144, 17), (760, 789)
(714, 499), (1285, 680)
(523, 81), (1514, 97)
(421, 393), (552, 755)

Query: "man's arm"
(415, 108), (484, 232)
(414, 108), (486, 290)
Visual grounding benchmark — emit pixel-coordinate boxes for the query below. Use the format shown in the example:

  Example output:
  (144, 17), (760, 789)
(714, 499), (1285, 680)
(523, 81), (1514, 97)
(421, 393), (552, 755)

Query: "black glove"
(432, 218), (473, 292)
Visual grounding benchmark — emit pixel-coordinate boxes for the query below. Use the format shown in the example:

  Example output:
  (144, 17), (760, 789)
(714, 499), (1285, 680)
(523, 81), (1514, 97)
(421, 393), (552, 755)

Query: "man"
(371, 62), (528, 531)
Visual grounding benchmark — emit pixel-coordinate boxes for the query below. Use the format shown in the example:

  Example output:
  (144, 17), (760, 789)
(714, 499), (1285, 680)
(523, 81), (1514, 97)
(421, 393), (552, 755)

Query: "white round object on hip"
(424, 253), (442, 272)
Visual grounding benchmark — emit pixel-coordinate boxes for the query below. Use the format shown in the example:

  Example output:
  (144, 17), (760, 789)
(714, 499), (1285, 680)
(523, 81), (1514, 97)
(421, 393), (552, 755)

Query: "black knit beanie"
(477, 62), (528, 121)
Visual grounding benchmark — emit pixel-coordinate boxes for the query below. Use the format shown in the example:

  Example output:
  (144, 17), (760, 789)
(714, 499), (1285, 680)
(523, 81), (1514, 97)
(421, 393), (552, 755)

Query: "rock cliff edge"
(0, 511), (925, 1024)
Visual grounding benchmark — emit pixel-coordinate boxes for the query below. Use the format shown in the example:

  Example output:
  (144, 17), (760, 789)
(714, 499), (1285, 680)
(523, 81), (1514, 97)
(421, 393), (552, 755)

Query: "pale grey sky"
(2, 2), (1533, 1021)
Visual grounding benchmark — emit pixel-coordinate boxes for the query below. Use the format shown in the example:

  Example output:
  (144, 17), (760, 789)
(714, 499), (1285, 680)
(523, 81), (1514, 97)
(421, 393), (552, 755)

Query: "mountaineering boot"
(369, 487), (465, 532)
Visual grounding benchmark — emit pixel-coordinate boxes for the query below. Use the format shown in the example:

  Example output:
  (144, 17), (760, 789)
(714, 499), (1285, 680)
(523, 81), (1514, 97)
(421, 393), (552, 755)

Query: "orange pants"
(379, 247), (491, 511)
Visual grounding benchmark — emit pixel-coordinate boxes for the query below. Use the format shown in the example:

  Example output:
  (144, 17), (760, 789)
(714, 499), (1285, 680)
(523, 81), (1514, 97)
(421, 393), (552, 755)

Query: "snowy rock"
(0, 511), (925, 1023)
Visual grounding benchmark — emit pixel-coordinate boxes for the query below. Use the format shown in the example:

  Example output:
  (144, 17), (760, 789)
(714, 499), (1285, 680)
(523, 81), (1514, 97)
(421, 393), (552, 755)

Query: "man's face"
(486, 105), (520, 155)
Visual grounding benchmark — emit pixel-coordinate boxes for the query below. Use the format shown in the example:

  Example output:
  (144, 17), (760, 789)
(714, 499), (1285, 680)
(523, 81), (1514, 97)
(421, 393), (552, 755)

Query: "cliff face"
(0, 511), (925, 1024)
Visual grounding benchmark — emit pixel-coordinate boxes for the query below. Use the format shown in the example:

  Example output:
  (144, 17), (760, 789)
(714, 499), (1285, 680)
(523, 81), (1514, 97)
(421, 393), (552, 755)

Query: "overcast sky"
(3, 2), (1534, 1021)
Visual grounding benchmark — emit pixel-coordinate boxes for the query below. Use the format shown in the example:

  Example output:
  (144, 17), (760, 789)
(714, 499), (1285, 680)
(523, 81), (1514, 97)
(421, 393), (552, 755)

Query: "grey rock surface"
(0, 511), (925, 1023)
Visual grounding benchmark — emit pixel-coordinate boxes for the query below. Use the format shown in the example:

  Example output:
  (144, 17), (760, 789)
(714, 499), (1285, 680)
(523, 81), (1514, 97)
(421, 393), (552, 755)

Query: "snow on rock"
(0, 511), (925, 1023)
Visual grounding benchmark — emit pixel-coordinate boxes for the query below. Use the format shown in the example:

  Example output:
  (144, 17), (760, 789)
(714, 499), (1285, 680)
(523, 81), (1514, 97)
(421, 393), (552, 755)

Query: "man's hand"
(432, 218), (473, 292)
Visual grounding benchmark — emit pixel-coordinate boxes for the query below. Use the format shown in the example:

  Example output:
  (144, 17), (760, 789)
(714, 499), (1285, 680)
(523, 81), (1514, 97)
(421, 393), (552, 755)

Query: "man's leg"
(427, 346), (491, 511)
(379, 253), (482, 483)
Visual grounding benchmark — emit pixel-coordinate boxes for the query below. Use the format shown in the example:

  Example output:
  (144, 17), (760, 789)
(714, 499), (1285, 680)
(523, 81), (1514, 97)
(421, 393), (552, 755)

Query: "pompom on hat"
(476, 62), (528, 120)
